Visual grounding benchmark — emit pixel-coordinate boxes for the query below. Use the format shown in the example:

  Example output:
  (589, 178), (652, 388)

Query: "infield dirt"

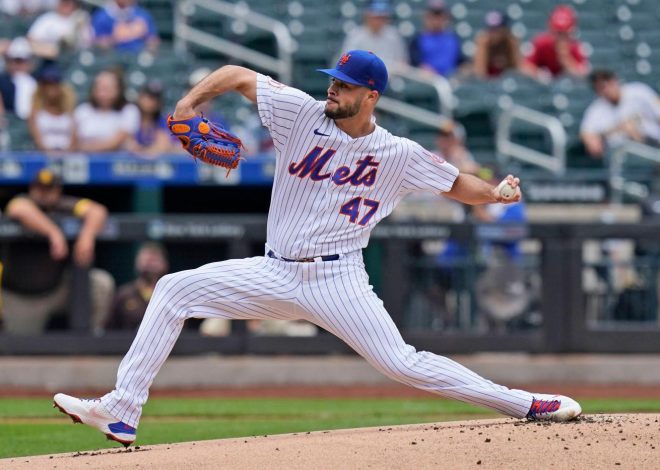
(3, 413), (658, 469)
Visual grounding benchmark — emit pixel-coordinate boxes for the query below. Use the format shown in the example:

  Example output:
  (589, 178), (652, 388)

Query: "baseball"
(497, 181), (517, 200)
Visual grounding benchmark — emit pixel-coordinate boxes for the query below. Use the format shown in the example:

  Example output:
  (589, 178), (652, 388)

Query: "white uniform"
(100, 74), (534, 428)
(580, 82), (660, 147)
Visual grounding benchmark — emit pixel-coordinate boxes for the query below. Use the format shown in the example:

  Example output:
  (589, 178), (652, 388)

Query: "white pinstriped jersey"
(256, 74), (460, 259)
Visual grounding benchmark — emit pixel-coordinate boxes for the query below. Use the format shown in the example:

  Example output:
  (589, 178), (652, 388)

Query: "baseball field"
(2, 385), (659, 468)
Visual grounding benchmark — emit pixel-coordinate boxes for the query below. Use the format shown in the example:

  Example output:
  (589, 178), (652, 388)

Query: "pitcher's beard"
(324, 100), (361, 119)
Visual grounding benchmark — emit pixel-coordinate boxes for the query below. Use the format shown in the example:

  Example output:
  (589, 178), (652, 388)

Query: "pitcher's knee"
(151, 271), (203, 318)
(383, 364), (425, 384)
(373, 347), (432, 384)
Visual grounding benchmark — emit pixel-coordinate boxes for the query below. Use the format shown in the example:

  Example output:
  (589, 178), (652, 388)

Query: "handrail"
(376, 96), (451, 131)
(496, 104), (567, 176)
(78, 0), (103, 7)
(175, 0), (294, 84)
(0, 128), (9, 152)
(609, 141), (660, 203)
(389, 65), (455, 118)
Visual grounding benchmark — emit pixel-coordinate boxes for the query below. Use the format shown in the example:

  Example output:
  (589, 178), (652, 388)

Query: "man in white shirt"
(27, 0), (92, 58)
(0, 37), (37, 120)
(338, 0), (409, 71)
(580, 70), (660, 158)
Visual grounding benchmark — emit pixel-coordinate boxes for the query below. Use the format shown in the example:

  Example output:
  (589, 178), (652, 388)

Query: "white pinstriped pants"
(101, 249), (534, 428)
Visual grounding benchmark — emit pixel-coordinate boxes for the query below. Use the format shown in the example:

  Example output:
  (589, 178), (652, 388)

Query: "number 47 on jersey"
(340, 197), (379, 226)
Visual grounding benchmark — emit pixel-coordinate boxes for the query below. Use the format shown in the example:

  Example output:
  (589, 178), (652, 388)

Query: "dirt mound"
(3, 414), (658, 469)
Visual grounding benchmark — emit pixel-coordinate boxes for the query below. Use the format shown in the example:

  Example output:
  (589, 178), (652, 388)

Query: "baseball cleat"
(53, 393), (136, 447)
(526, 394), (582, 422)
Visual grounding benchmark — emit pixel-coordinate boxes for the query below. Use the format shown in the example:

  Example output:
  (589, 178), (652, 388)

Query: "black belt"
(267, 250), (340, 263)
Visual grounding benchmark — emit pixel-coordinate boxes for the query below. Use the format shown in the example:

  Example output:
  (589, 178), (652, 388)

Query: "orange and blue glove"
(167, 114), (243, 175)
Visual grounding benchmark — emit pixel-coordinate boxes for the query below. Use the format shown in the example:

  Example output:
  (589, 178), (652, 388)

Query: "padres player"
(54, 50), (581, 446)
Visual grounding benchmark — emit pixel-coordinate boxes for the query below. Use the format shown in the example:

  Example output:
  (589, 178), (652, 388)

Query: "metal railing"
(388, 65), (455, 118)
(496, 104), (567, 176)
(376, 96), (452, 132)
(175, 0), (294, 84)
(79, 0), (103, 7)
(82, 1), (456, 139)
(609, 140), (660, 203)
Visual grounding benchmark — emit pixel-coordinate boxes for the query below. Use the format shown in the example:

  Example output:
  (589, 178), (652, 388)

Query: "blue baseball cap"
(366, 0), (392, 16)
(317, 50), (388, 94)
(35, 62), (63, 82)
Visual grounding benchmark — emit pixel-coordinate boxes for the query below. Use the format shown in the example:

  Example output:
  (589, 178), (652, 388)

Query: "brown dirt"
(2, 414), (658, 469)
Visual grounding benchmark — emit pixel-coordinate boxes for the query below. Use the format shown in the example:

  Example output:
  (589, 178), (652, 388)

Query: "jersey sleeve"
(27, 14), (49, 42)
(570, 41), (588, 67)
(144, 10), (158, 38)
(629, 83), (660, 119)
(91, 9), (113, 39)
(580, 102), (603, 134)
(401, 142), (460, 195)
(256, 73), (316, 150)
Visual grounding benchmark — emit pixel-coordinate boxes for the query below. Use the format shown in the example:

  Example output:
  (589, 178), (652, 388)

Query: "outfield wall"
(2, 354), (660, 391)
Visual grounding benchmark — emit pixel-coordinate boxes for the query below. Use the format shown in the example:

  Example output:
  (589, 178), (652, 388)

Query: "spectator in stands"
(436, 120), (481, 174)
(28, 62), (77, 152)
(125, 81), (173, 156)
(105, 242), (168, 331)
(472, 11), (522, 79)
(1, 169), (114, 335)
(74, 68), (140, 152)
(409, 0), (462, 77)
(0, 37), (37, 119)
(0, 0), (56, 16)
(580, 70), (660, 158)
(27, 0), (92, 59)
(91, 0), (159, 53)
(523, 5), (588, 80)
(338, 0), (408, 70)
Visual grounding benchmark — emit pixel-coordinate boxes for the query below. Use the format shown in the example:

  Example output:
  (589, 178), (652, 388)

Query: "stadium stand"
(0, 0), (657, 167)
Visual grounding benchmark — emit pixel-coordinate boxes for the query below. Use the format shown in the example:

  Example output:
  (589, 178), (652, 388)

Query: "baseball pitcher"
(54, 50), (581, 446)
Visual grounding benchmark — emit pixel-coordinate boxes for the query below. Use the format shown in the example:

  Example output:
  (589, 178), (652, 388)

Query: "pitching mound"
(3, 414), (659, 469)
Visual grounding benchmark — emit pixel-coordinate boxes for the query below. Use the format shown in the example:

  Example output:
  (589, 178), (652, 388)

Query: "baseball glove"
(167, 114), (243, 175)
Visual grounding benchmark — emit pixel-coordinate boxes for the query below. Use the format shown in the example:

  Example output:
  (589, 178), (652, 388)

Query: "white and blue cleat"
(53, 393), (136, 447)
(526, 394), (582, 422)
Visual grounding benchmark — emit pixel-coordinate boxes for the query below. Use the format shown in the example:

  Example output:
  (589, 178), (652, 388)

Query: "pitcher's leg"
(302, 262), (533, 418)
(101, 257), (300, 427)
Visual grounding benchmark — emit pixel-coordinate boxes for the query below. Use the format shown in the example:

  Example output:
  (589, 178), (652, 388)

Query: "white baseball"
(497, 180), (516, 200)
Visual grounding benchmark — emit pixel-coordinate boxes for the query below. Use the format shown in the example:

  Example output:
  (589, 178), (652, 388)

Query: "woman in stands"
(472, 11), (522, 79)
(28, 62), (77, 152)
(73, 68), (139, 152)
(125, 81), (174, 157)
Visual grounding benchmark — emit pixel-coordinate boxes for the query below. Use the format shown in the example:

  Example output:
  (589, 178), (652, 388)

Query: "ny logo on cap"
(338, 54), (351, 66)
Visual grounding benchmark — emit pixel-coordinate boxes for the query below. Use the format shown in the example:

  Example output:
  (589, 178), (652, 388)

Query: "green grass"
(0, 397), (659, 459)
